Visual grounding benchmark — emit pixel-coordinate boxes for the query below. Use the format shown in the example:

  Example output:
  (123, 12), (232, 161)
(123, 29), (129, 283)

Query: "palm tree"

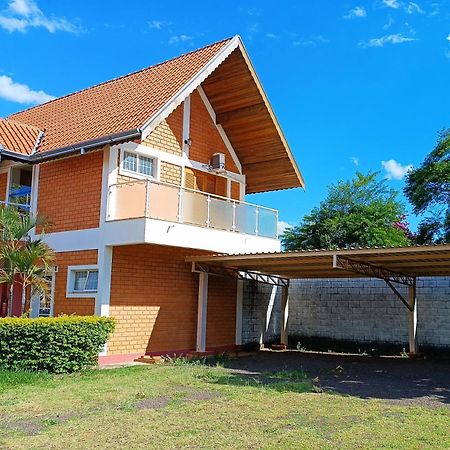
(0, 206), (55, 317)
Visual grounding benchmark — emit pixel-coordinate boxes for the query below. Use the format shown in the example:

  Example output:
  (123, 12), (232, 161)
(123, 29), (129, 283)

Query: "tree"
(282, 172), (412, 250)
(0, 206), (54, 316)
(404, 128), (450, 244)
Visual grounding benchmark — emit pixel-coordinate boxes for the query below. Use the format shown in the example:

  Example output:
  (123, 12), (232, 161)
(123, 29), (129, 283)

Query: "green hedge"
(0, 316), (115, 373)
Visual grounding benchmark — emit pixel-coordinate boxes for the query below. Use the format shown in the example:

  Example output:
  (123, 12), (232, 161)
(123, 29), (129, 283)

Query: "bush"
(0, 316), (115, 373)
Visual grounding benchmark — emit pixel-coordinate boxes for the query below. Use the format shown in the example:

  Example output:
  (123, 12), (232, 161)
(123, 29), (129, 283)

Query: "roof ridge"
(8, 36), (235, 119)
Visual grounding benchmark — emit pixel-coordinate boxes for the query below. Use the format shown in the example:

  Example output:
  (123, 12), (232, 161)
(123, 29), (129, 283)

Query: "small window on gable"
(67, 266), (98, 298)
(122, 150), (156, 178)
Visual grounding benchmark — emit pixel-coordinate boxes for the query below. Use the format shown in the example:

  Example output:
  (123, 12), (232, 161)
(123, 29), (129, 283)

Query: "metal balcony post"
(177, 188), (184, 223)
(276, 210), (279, 239)
(144, 180), (150, 218)
(232, 201), (236, 232)
(206, 195), (211, 228)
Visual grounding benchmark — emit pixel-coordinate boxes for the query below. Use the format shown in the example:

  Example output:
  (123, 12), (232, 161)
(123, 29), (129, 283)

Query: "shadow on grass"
(220, 351), (450, 407)
(192, 368), (314, 394)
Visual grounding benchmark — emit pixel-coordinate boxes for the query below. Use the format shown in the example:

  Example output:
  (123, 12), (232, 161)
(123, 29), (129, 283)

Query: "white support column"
(235, 280), (244, 346)
(182, 95), (191, 158)
(196, 272), (208, 352)
(280, 284), (289, 346)
(408, 280), (418, 355)
(96, 246), (113, 317)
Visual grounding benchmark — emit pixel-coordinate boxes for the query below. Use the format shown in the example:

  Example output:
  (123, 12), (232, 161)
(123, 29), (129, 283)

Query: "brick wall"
(142, 104), (183, 155)
(231, 180), (240, 201)
(160, 161), (182, 186)
(242, 277), (450, 349)
(189, 90), (239, 173)
(0, 172), (8, 202)
(53, 250), (98, 316)
(37, 150), (104, 232)
(107, 244), (237, 356)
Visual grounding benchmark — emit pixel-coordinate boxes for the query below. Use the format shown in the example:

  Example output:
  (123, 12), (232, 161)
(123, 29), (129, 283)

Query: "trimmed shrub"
(0, 316), (115, 373)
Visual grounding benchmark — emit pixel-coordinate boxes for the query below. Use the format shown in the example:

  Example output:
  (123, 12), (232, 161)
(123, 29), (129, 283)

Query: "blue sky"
(0, 0), (449, 232)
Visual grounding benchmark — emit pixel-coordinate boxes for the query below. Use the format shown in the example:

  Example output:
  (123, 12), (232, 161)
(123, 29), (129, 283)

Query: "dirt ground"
(224, 350), (450, 409)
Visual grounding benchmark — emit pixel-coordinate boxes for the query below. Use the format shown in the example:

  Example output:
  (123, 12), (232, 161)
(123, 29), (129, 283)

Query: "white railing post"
(276, 210), (279, 239)
(206, 195), (211, 228)
(255, 207), (259, 236)
(144, 179), (150, 218)
(232, 201), (236, 232)
(177, 187), (184, 223)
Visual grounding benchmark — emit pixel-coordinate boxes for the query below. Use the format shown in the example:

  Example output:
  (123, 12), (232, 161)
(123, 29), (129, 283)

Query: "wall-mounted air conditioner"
(211, 153), (226, 173)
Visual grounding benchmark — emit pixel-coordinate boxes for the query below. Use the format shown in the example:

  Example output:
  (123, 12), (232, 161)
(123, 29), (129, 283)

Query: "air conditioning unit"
(211, 153), (226, 173)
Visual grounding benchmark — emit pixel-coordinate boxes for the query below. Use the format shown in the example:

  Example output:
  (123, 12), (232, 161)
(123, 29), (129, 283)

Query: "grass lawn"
(0, 360), (449, 449)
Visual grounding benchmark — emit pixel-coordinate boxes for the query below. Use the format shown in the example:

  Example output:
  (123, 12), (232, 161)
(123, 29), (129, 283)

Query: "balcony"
(106, 179), (279, 239)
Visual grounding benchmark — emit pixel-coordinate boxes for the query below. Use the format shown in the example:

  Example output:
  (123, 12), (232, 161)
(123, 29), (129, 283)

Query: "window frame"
(66, 265), (99, 298)
(119, 149), (159, 180)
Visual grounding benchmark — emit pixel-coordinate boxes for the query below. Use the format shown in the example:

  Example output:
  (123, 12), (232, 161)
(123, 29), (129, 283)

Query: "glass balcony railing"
(106, 179), (279, 239)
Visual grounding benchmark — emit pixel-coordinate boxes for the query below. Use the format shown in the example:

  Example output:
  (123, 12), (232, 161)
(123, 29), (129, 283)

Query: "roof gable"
(9, 38), (231, 153)
(0, 118), (43, 155)
(4, 36), (304, 193)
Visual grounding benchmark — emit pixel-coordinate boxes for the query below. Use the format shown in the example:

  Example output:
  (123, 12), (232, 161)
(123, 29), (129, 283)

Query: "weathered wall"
(242, 277), (450, 349)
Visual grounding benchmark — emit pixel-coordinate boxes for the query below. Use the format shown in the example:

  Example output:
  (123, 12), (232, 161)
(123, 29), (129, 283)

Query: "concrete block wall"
(242, 277), (450, 349)
(242, 281), (282, 345)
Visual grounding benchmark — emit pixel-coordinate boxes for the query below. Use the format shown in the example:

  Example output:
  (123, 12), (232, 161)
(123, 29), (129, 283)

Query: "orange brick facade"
(107, 244), (237, 356)
(160, 161), (182, 186)
(0, 172), (8, 202)
(141, 89), (240, 174)
(37, 150), (104, 233)
(52, 250), (98, 316)
(189, 90), (239, 173)
(142, 104), (183, 156)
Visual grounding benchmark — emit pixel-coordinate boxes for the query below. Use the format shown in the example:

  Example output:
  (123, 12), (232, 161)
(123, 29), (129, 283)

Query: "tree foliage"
(0, 206), (54, 313)
(404, 128), (450, 244)
(282, 172), (412, 250)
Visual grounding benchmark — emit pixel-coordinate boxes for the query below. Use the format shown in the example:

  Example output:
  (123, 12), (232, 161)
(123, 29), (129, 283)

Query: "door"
(29, 270), (55, 318)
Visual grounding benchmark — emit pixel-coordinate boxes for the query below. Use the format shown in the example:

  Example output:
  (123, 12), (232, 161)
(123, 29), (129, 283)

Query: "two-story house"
(0, 36), (304, 362)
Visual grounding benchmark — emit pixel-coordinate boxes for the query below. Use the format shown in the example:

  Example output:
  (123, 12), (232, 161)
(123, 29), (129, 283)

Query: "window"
(122, 151), (155, 178)
(73, 270), (98, 292)
(67, 266), (99, 297)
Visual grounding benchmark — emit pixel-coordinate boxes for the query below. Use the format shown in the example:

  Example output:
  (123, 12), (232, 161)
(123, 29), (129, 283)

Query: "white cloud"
(265, 32), (278, 39)
(292, 35), (329, 47)
(242, 7), (262, 16)
(383, 0), (401, 8)
(405, 2), (425, 14)
(0, 0), (79, 33)
(383, 15), (395, 29)
(351, 157), (360, 166)
(344, 6), (367, 19)
(0, 75), (55, 104)
(359, 33), (418, 48)
(381, 159), (413, 180)
(430, 3), (440, 16)
(168, 34), (194, 45)
(148, 19), (170, 30)
(447, 34), (450, 42)
(277, 220), (293, 236)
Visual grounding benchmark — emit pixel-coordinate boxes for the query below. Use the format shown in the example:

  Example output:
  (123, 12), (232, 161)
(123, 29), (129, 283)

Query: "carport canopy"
(186, 244), (450, 355)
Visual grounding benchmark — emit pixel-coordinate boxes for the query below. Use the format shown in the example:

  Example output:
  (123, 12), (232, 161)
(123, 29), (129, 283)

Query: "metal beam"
(333, 255), (415, 286)
(192, 262), (289, 287)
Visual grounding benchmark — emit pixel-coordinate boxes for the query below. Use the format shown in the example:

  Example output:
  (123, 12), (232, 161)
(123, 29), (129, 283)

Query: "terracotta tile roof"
(0, 118), (43, 155)
(8, 38), (232, 153)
